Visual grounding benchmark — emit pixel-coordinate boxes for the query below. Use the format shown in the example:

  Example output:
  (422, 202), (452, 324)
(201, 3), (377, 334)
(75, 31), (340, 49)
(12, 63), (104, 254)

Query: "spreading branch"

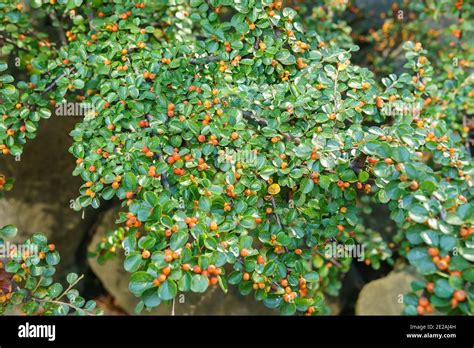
(0, 34), (29, 52)
(242, 111), (301, 145)
(271, 196), (282, 228)
(189, 56), (221, 65)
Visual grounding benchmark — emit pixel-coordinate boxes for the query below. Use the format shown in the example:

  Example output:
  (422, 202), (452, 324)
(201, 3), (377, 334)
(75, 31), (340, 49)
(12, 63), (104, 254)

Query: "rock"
(355, 267), (419, 315)
(88, 208), (277, 315)
(0, 116), (102, 274)
(326, 296), (342, 315)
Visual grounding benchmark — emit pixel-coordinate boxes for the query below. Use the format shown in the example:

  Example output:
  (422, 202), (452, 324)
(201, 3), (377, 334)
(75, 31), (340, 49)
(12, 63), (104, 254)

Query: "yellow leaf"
(268, 183), (281, 195)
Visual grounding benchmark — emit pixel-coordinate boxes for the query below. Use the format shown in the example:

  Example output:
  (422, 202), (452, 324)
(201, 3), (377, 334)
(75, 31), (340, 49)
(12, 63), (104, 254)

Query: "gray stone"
(356, 267), (419, 315)
(0, 116), (101, 273)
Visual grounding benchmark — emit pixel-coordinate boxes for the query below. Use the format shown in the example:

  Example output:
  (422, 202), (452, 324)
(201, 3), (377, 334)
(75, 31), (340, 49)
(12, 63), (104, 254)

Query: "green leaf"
(122, 173), (137, 191)
(46, 251), (60, 266)
(263, 296), (282, 309)
(73, 79), (85, 89)
(300, 178), (314, 194)
(198, 196), (211, 212)
(319, 175), (331, 190)
(158, 280), (177, 300)
(408, 205), (428, 224)
(66, 273), (79, 284)
(434, 279), (454, 299)
(228, 271), (243, 284)
(275, 50), (296, 65)
(462, 268), (474, 282)
(263, 261), (276, 276)
(440, 235), (456, 252)
(218, 275), (228, 294)
(129, 272), (154, 296)
(191, 274), (209, 293)
(48, 283), (63, 298)
(304, 271), (319, 283)
(0, 225), (17, 239)
(142, 288), (161, 307)
(280, 301), (296, 315)
(170, 231), (188, 251)
(124, 253), (143, 272)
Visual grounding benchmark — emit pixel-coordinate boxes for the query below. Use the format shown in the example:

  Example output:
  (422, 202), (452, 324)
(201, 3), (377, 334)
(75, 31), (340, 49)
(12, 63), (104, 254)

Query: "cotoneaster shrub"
(0, 0), (473, 316)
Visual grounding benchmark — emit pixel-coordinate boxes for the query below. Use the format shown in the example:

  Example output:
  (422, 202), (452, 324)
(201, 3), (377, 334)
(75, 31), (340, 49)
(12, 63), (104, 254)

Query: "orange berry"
(454, 290), (466, 302)
(416, 305), (425, 315)
(375, 96), (384, 109)
(437, 260), (449, 271)
(418, 297), (429, 307)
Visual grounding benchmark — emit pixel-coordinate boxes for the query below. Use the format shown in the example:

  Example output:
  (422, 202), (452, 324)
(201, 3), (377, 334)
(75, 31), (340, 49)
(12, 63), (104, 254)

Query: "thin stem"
(36, 299), (95, 316)
(315, 250), (343, 268)
(32, 276), (43, 294)
(271, 196), (282, 228)
(189, 56), (221, 65)
(242, 111), (301, 145)
(0, 34), (29, 52)
(54, 274), (84, 302)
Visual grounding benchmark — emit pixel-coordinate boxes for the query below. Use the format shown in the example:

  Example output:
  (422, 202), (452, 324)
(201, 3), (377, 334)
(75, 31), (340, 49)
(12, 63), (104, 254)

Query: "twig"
(315, 250), (343, 268)
(189, 56), (221, 65)
(32, 276), (44, 294)
(253, 36), (261, 51)
(37, 299), (95, 316)
(0, 34), (29, 52)
(54, 274), (84, 302)
(145, 115), (171, 190)
(463, 114), (472, 156)
(333, 69), (340, 113)
(39, 66), (75, 96)
(271, 196), (282, 227)
(242, 111), (301, 145)
(235, 257), (281, 290)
